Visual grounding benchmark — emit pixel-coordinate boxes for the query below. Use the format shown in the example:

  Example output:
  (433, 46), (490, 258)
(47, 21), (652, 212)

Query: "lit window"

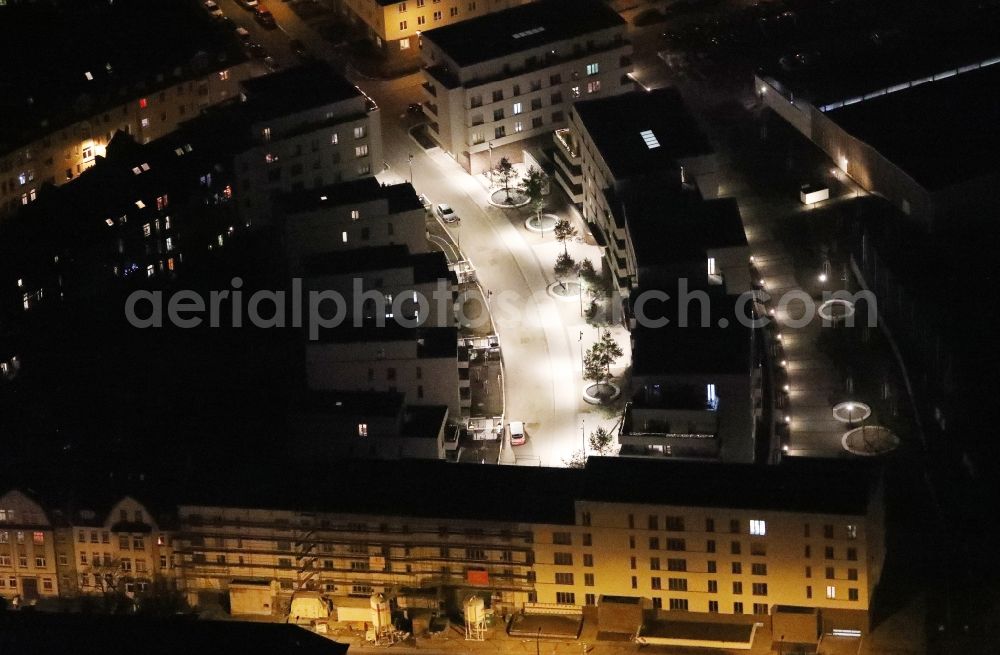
(146, 265), (154, 278)
(353, 126), (366, 139)
(355, 145), (369, 158)
(513, 102), (522, 115)
(135, 200), (145, 209)
(167, 258), (175, 271)
(143, 224), (152, 237)
(139, 98), (148, 109)
(331, 133), (339, 145)
(400, 38), (410, 50)
(358, 423), (368, 437)
(141, 118), (150, 128)
(707, 257), (717, 276)
(351, 209), (360, 220)
(342, 231), (348, 243)
(105, 218), (114, 227)
(84, 71), (94, 81)
(165, 237), (174, 251)
(749, 520), (766, 536)
(826, 585), (836, 599)
(586, 63), (599, 75)
(586, 80), (601, 94)
(262, 127), (271, 141)
(514, 120), (523, 133)
(219, 70), (229, 81)
(571, 86), (581, 98)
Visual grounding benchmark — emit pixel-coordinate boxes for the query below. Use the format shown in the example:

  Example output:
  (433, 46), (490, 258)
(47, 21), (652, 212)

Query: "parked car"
(235, 26), (251, 42)
(508, 421), (526, 446)
(418, 194), (432, 210)
(407, 102), (423, 114)
(254, 8), (277, 28)
(247, 43), (267, 59)
(435, 204), (458, 223)
(236, 0), (259, 9)
(203, 0), (224, 18)
(264, 56), (278, 72)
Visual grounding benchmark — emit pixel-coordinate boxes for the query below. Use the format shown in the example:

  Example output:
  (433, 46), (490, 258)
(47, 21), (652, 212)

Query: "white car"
(435, 203), (458, 223)
(203, 0), (223, 17)
(508, 421), (526, 446)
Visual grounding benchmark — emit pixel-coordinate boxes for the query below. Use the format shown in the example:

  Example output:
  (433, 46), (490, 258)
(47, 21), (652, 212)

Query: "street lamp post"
(579, 331), (584, 371)
(581, 419), (586, 456)
(578, 272), (584, 317)
(487, 141), (494, 187)
(407, 153), (413, 184)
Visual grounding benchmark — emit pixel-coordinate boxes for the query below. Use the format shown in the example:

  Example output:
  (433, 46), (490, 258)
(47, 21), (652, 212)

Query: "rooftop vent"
(512, 26), (545, 39)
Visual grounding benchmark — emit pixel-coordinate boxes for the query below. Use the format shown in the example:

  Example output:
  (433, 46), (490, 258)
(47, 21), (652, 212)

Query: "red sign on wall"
(467, 569), (489, 585)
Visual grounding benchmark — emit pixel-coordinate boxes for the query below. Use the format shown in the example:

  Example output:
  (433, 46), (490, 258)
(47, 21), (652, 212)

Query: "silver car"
(435, 203), (458, 223)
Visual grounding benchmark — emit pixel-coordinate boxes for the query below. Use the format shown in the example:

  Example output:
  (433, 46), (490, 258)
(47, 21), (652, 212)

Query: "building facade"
(555, 89), (722, 295)
(420, 0), (633, 172)
(279, 179), (428, 271)
(233, 64), (383, 227)
(0, 491), (60, 603)
(1, 457), (886, 638)
(337, 0), (532, 71)
(306, 327), (467, 417)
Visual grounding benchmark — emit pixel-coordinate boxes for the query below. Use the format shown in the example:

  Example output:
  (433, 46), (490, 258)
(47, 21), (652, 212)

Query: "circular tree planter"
(818, 298), (855, 322)
(583, 382), (621, 405)
(489, 189), (529, 208)
(842, 425), (899, 456)
(547, 280), (582, 301)
(525, 213), (558, 233)
(832, 401), (871, 424)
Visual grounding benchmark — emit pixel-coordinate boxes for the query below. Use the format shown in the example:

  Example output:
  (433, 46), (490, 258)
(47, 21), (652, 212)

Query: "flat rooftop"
(301, 389), (405, 417)
(240, 62), (363, 123)
(280, 178), (423, 214)
(573, 88), (713, 181)
(757, 13), (1000, 108)
(0, 0), (244, 152)
(825, 62), (1000, 190)
(422, 0), (624, 68)
(641, 618), (754, 644)
(304, 245), (452, 284)
(624, 194), (747, 269)
(629, 286), (754, 377)
(313, 326), (459, 358)
(170, 456), (879, 523)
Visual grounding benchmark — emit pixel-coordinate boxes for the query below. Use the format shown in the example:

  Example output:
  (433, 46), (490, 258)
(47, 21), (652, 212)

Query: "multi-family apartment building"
(1, 456), (886, 644)
(306, 326), (467, 417)
(291, 390), (450, 460)
(61, 496), (176, 599)
(420, 0), (634, 173)
(0, 0), (261, 217)
(556, 88), (724, 295)
(233, 63), (383, 227)
(278, 178), (428, 271)
(0, 491), (61, 603)
(303, 245), (457, 329)
(169, 456), (883, 641)
(336, 0), (533, 72)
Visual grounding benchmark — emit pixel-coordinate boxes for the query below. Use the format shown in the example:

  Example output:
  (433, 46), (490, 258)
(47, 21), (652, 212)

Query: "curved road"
(222, 1), (592, 466)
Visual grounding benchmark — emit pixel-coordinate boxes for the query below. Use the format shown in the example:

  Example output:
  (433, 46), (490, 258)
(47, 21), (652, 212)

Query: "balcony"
(619, 401), (720, 458)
